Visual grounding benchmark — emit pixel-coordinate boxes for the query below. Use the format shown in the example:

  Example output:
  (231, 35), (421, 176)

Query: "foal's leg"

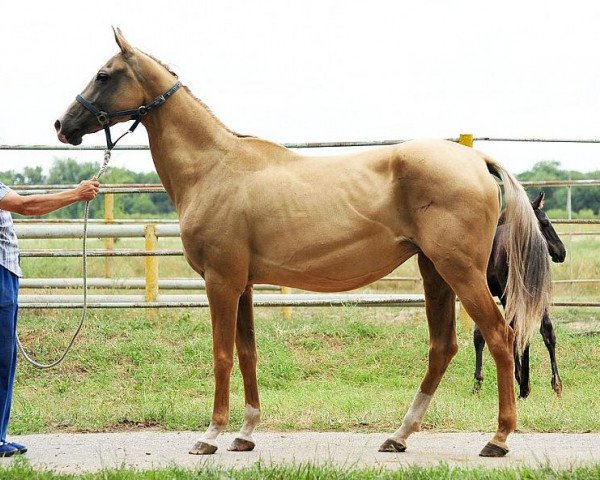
(507, 312), (530, 398)
(517, 344), (531, 399)
(228, 286), (261, 452)
(379, 254), (457, 452)
(473, 327), (486, 393)
(540, 312), (562, 395)
(190, 282), (240, 455)
(513, 345), (522, 386)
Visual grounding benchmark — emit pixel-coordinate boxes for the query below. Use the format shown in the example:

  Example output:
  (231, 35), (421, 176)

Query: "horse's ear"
(532, 191), (545, 210)
(113, 27), (134, 55)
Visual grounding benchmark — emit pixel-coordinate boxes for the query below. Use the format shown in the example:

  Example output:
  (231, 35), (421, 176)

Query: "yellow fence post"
(458, 133), (474, 148)
(145, 224), (159, 317)
(457, 133), (474, 331)
(104, 193), (114, 278)
(280, 286), (292, 320)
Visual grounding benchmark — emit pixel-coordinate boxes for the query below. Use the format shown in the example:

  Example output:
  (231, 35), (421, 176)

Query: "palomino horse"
(474, 192), (565, 399)
(55, 29), (551, 457)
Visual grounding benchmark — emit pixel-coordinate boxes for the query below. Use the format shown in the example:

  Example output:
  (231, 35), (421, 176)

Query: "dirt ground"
(3, 431), (600, 473)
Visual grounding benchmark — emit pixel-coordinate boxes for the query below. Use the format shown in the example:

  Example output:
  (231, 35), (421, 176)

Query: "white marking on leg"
(236, 404), (260, 442)
(390, 391), (432, 444)
(200, 422), (222, 448)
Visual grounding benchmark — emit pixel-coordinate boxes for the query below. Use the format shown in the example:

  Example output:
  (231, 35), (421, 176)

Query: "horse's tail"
(483, 155), (552, 354)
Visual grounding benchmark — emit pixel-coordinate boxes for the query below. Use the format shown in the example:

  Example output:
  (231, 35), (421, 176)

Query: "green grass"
(2, 458), (600, 479)
(12, 304), (600, 436)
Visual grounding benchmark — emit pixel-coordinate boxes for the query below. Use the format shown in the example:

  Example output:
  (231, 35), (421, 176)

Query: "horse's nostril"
(54, 119), (62, 132)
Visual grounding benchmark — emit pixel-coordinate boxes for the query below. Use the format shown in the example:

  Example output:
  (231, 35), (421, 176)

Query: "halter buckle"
(97, 112), (110, 126)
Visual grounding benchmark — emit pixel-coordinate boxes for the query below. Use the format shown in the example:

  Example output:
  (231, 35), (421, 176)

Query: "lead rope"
(17, 150), (112, 369)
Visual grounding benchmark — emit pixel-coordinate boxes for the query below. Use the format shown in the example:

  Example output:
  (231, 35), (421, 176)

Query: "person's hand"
(75, 180), (100, 201)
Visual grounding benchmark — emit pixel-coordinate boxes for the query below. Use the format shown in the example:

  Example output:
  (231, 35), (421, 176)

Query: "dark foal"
(473, 192), (566, 398)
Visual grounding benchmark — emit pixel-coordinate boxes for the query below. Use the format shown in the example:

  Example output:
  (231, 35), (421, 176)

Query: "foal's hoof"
(479, 441), (509, 457)
(552, 379), (563, 396)
(378, 438), (407, 452)
(228, 438), (255, 452)
(189, 441), (218, 455)
(472, 379), (483, 394)
(518, 388), (531, 399)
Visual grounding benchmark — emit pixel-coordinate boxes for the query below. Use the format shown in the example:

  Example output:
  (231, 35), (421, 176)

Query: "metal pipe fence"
(13, 217), (599, 309)
(2, 138), (599, 310)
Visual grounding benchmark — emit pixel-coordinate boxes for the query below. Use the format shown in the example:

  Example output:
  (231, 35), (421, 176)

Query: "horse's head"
(532, 192), (566, 263)
(54, 28), (161, 145)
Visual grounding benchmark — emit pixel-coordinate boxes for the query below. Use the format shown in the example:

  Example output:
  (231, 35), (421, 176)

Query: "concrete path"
(2, 431), (600, 473)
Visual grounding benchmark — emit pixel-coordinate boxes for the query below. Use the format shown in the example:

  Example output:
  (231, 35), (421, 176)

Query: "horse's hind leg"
(228, 286), (261, 451)
(446, 271), (516, 457)
(380, 254), (457, 452)
(540, 312), (562, 395)
(473, 327), (486, 393)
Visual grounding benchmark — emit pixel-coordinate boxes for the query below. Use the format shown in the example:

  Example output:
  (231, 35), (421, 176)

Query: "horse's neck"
(142, 88), (238, 208)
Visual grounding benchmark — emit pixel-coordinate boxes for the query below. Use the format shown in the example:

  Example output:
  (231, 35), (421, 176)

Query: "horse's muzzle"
(54, 119), (83, 145)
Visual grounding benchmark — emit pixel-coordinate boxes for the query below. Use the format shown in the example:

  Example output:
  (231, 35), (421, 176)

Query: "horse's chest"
(179, 217), (247, 274)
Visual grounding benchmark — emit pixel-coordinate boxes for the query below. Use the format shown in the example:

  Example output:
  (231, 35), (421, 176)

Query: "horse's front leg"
(190, 280), (241, 455)
(228, 285), (261, 452)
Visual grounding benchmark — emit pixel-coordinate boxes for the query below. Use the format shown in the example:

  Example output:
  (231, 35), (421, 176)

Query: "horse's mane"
(139, 50), (252, 139)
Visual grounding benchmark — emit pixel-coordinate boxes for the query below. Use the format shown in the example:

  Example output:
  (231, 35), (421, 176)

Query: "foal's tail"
(483, 155), (552, 354)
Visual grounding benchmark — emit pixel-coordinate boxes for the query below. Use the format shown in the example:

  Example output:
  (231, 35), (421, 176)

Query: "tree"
(0, 166), (45, 185)
(517, 161), (599, 215)
(46, 159), (102, 218)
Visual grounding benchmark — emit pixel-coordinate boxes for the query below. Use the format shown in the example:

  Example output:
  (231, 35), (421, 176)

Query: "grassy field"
(2, 459), (600, 480)
(11, 303), (600, 435)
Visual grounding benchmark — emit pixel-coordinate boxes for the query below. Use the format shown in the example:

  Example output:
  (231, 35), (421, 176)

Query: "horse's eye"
(96, 72), (110, 82)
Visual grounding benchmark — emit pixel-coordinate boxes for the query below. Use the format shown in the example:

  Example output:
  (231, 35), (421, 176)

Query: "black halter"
(76, 80), (182, 150)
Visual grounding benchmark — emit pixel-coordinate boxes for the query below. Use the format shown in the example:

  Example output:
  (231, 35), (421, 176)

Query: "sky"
(1, 0), (599, 175)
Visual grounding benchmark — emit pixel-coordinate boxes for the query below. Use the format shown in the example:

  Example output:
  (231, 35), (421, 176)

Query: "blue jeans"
(0, 264), (18, 442)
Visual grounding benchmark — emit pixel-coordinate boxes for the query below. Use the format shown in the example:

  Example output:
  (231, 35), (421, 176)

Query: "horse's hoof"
(479, 441), (509, 457)
(472, 379), (483, 394)
(378, 438), (407, 452)
(227, 438), (255, 452)
(518, 388), (531, 399)
(552, 380), (563, 396)
(189, 441), (218, 455)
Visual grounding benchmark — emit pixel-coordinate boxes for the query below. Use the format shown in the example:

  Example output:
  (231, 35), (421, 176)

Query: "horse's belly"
(251, 230), (418, 292)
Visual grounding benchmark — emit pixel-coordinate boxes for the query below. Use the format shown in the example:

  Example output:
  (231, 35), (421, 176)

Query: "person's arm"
(0, 180), (100, 216)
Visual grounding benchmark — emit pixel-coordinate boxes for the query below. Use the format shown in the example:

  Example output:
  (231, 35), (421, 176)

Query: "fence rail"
(3, 138), (599, 311)
(16, 294), (598, 309)
(16, 293), (600, 309)
(14, 220), (599, 309)
(8, 179), (600, 196)
(4, 136), (600, 152)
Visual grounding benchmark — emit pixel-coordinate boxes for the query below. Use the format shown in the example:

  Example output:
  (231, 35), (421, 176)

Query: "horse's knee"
(214, 353), (235, 375)
(429, 340), (458, 369)
(540, 316), (557, 347)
